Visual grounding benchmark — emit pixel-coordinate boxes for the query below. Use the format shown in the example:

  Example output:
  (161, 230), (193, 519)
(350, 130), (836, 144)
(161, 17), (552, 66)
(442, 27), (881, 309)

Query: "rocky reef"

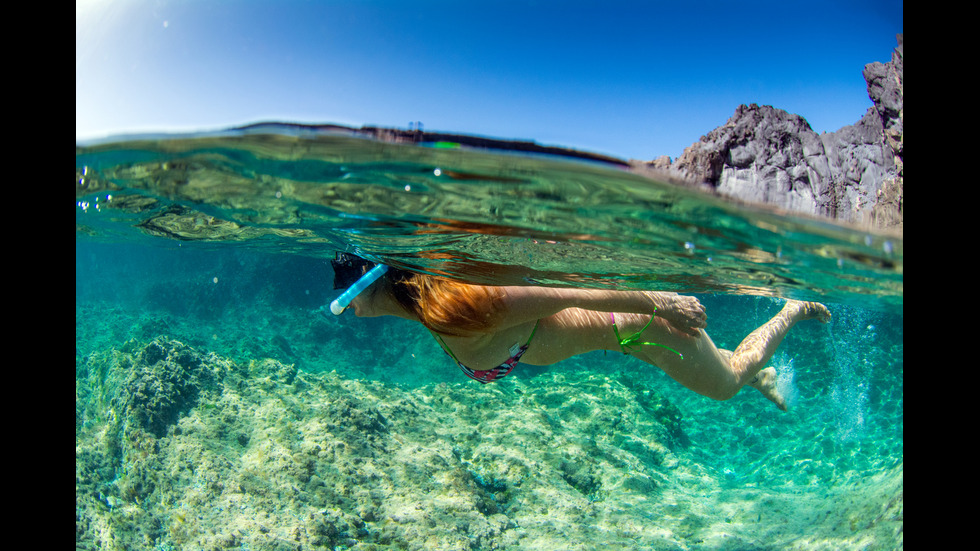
(634, 35), (903, 233)
(76, 337), (903, 550)
(76, 338), (684, 550)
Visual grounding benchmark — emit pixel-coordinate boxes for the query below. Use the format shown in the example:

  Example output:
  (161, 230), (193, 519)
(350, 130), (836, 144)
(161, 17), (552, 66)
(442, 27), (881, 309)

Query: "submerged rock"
(120, 339), (215, 436)
(76, 339), (690, 549)
(76, 337), (902, 550)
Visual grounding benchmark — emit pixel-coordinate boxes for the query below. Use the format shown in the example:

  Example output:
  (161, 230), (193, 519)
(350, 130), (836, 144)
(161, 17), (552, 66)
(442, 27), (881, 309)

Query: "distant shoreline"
(233, 121), (632, 168)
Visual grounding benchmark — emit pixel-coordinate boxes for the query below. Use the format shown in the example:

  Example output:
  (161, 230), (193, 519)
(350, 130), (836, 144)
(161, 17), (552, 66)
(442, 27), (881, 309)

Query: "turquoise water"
(76, 126), (902, 550)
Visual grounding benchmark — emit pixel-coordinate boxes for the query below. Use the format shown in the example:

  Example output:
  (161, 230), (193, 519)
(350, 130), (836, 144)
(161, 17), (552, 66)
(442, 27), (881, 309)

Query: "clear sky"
(76, 0), (903, 160)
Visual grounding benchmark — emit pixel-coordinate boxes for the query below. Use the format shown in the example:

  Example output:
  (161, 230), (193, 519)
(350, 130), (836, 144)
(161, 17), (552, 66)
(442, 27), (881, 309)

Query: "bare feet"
(789, 300), (832, 323)
(745, 301), (828, 411)
(748, 367), (787, 411)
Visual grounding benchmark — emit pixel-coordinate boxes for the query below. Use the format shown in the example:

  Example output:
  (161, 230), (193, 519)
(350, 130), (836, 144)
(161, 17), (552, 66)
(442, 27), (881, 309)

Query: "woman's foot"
(748, 367), (787, 411)
(789, 300), (832, 323)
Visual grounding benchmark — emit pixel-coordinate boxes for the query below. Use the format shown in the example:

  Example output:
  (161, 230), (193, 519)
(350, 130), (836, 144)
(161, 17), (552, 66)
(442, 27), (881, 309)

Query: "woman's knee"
(698, 378), (741, 401)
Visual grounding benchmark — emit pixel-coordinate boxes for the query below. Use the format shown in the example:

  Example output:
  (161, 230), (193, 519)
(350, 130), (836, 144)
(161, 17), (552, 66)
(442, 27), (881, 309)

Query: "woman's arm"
(493, 286), (707, 336)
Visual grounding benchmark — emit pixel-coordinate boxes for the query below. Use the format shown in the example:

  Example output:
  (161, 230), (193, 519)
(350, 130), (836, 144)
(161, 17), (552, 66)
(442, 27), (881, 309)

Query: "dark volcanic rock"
(638, 35), (903, 232)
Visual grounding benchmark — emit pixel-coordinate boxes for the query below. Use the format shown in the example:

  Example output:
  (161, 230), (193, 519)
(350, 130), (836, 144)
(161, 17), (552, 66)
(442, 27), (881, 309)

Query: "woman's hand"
(655, 293), (707, 337)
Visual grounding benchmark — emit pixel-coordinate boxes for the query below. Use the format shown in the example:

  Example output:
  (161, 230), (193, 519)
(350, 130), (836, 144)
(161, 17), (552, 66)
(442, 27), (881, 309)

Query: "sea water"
(76, 125), (902, 550)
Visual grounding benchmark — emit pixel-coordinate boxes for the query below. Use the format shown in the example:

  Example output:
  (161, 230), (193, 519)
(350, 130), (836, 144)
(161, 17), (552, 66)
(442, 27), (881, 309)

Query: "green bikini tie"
(611, 310), (684, 359)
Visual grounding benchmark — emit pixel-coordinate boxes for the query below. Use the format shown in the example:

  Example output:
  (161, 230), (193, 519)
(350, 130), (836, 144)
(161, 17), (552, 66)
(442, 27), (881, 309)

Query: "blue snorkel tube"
(328, 264), (389, 315)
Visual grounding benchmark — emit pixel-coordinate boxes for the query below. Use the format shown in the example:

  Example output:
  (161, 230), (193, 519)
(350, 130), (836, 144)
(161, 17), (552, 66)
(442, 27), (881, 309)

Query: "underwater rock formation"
(120, 339), (217, 436)
(76, 338), (681, 549)
(76, 337), (903, 550)
(635, 34), (903, 232)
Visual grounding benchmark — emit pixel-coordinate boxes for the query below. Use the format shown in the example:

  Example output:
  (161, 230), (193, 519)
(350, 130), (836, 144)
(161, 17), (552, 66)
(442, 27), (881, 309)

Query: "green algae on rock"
(76, 337), (901, 550)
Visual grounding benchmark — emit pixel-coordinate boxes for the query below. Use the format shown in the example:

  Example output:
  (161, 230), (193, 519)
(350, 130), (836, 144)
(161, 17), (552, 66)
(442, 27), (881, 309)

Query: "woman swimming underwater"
(330, 254), (830, 411)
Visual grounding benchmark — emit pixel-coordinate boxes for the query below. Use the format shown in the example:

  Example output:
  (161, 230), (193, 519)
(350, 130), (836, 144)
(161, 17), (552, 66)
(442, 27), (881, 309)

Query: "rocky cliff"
(635, 34), (903, 233)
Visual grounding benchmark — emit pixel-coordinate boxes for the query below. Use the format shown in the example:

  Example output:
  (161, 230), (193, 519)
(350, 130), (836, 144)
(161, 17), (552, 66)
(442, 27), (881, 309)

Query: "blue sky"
(76, 0), (903, 160)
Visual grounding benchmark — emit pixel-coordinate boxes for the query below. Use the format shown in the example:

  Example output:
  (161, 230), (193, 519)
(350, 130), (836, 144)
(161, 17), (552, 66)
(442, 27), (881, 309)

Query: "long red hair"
(383, 270), (502, 336)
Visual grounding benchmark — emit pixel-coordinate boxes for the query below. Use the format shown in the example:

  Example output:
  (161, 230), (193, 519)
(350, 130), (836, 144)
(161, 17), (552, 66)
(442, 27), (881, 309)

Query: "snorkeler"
(329, 254), (831, 411)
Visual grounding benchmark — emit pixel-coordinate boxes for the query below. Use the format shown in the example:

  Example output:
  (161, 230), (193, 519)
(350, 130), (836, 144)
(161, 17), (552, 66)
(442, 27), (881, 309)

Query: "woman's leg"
(625, 300), (830, 409)
(726, 300), (831, 383)
(527, 300), (829, 409)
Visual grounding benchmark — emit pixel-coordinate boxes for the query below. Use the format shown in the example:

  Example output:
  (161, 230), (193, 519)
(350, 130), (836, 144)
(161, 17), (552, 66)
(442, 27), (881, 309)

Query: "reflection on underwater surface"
(76, 126), (902, 550)
(76, 124), (901, 312)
